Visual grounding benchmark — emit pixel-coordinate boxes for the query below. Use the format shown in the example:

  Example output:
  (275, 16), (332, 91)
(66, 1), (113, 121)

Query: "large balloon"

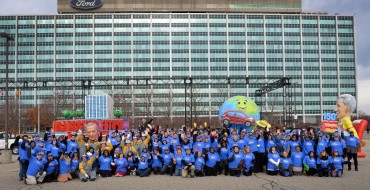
(62, 110), (71, 118)
(218, 96), (260, 132)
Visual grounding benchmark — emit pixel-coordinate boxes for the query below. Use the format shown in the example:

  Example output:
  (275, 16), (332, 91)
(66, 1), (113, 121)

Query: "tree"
(24, 103), (55, 132)
(157, 87), (179, 127)
(0, 96), (22, 134)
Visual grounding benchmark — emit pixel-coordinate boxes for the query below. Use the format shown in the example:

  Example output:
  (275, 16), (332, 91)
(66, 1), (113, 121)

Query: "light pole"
(0, 32), (14, 152)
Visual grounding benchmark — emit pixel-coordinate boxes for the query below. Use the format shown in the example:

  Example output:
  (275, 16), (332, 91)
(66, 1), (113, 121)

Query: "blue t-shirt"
(115, 158), (128, 172)
(45, 159), (59, 174)
(267, 152), (280, 171)
(291, 151), (304, 167)
(257, 138), (265, 153)
(303, 156), (316, 169)
(289, 140), (301, 153)
(206, 152), (220, 168)
(193, 142), (205, 153)
(247, 137), (258, 152)
(26, 157), (44, 176)
(152, 154), (162, 168)
(47, 144), (59, 157)
(302, 140), (314, 155)
(174, 154), (184, 169)
(98, 155), (112, 170)
(243, 152), (255, 171)
(195, 156), (205, 170)
(138, 159), (149, 170)
(162, 153), (174, 165)
(127, 156), (137, 167)
(316, 140), (327, 156)
(317, 156), (332, 168)
(183, 154), (195, 165)
(280, 157), (292, 169)
(70, 158), (80, 170)
(332, 156), (344, 170)
(67, 140), (78, 154)
(18, 141), (29, 160)
(266, 139), (276, 152)
(228, 152), (243, 169)
(345, 136), (360, 148)
(59, 157), (71, 174)
(329, 140), (346, 155)
(219, 147), (229, 160)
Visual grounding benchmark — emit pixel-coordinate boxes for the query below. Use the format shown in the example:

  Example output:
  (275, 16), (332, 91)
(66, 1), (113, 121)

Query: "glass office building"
(0, 13), (357, 130)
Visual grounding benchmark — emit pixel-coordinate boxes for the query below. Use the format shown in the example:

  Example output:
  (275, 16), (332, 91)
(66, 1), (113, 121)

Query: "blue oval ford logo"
(70, 0), (103, 10)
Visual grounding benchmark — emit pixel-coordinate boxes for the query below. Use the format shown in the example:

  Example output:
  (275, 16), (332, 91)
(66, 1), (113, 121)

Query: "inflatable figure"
(229, 96), (259, 114)
(335, 94), (366, 157)
(335, 94), (358, 137)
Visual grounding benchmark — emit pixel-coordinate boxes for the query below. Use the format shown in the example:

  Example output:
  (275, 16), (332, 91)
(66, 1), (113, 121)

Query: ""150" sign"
(323, 112), (337, 121)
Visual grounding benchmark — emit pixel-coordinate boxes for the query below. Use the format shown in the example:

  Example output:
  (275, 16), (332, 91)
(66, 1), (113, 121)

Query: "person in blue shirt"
(151, 148), (163, 175)
(315, 133), (327, 156)
(345, 131), (360, 171)
(161, 147), (174, 175)
(217, 140), (229, 175)
(57, 152), (73, 182)
(194, 151), (205, 177)
(331, 151), (345, 177)
(228, 135), (240, 152)
(256, 131), (266, 173)
(242, 146), (255, 176)
(289, 135), (301, 155)
(302, 135), (314, 156)
(127, 150), (138, 175)
(228, 145), (243, 177)
(27, 140), (37, 159)
(47, 139), (59, 159)
(329, 134), (346, 157)
(17, 135), (29, 181)
(267, 146), (280, 175)
(204, 147), (220, 176)
(279, 151), (293, 177)
(98, 149), (113, 177)
(317, 150), (332, 177)
(43, 153), (59, 183)
(182, 148), (195, 178)
(25, 152), (46, 185)
(137, 155), (151, 177)
(66, 133), (79, 157)
(266, 134), (276, 153)
(114, 153), (128, 176)
(173, 149), (184, 176)
(193, 136), (205, 154)
(290, 146), (304, 175)
(303, 151), (317, 176)
(70, 152), (80, 179)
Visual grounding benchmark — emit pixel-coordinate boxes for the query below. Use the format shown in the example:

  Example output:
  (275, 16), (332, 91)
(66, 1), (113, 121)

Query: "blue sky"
(1, 0), (369, 114)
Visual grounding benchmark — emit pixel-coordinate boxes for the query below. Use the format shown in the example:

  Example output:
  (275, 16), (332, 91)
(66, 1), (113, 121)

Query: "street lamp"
(0, 32), (15, 151)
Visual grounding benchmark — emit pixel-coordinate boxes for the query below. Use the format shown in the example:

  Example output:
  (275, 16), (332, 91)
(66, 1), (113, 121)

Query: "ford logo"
(70, 0), (103, 10)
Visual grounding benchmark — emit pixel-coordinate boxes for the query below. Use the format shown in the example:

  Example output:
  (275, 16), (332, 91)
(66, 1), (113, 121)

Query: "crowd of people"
(15, 118), (361, 185)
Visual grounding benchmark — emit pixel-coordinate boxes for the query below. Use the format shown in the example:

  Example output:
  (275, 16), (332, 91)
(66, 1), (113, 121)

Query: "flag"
(0, 89), (3, 95)
(16, 90), (21, 96)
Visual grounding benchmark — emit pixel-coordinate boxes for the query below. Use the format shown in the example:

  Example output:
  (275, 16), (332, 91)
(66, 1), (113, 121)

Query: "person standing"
(17, 135), (29, 181)
(345, 131), (360, 171)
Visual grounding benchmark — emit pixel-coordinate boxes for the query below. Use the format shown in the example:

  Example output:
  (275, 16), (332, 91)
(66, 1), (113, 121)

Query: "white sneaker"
(132, 171), (136, 176)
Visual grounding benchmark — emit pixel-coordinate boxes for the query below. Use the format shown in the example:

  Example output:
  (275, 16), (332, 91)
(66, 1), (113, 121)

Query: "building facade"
(0, 11), (357, 131)
(85, 94), (114, 119)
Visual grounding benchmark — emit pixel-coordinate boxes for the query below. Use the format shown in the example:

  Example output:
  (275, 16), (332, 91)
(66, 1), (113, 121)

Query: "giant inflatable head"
(218, 96), (260, 130)
(335, 94), (356, 119)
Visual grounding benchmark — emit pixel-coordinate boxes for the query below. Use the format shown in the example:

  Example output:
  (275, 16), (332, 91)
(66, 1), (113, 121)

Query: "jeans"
(137, 168), (151, 177)
(175, 168), (182, 176)
(19, 159), (29, 180)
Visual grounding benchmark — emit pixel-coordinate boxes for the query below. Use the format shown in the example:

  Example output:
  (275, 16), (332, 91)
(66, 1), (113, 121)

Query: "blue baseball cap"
(34, 134), (40, 137)
(333, 134), (339, 138)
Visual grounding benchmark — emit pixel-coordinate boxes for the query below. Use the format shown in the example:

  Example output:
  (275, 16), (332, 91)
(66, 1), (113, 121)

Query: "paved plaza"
(2, 134), (370, 190)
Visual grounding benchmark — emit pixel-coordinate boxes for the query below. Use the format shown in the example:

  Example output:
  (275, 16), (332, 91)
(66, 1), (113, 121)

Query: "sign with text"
(70, 0), (103, 10)
(321, 112), (338, 133)
(53, 119), (129, 134)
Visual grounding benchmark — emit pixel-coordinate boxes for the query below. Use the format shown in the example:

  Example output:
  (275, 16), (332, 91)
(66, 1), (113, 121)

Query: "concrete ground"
(2, 133), (370, 190)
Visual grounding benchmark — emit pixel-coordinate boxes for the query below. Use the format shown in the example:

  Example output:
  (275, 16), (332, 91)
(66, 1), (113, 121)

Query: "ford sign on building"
(70, 0), (103, 10)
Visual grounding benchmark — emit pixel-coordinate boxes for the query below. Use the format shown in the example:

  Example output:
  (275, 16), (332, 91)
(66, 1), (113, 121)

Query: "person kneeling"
(79, 154), (96, 182)
(194, 151), (205, 177)
(317, 150), (332, 177)
(25, 152), (46, 185)
(43, 153), (59, 182)
(137, 155), (151, 177)
(242, 146), (255, 176)
(279, 151), (293, 177)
